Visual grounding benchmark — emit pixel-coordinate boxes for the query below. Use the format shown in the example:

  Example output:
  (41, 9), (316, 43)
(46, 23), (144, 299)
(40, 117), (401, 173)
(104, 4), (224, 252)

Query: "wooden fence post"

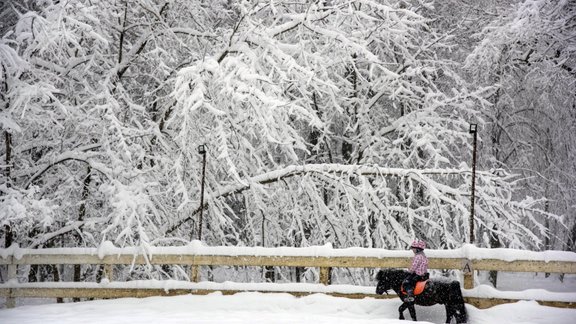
(319, 267), (332, 285)
(103, 261), (114, 282)
(190, 266), (200, 283)
(463, 259), (474, 289)
(6, 257), (17, 308)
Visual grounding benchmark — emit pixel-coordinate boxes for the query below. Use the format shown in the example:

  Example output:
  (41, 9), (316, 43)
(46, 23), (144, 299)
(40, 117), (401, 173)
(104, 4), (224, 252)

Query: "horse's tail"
(449, 281), (468, 323)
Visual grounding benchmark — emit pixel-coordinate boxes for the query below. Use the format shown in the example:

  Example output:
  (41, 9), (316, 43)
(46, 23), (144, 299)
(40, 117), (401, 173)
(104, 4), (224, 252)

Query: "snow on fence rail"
(1, 242), (575, 309)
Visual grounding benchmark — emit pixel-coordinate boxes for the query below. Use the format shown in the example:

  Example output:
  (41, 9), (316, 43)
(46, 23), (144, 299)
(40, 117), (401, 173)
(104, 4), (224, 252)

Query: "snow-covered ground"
(1, 272), (575, 323)
(1, 291), (575, 324)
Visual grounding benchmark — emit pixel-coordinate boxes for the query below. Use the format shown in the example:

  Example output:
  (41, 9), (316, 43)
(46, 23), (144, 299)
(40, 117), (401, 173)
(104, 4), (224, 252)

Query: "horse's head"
(375, 269), (405, 295)
(375, 269), (391, 295)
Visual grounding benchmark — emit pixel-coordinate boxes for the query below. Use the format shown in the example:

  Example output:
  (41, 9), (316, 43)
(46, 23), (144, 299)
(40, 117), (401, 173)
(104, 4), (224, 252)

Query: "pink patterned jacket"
(409, 251), (428, 276)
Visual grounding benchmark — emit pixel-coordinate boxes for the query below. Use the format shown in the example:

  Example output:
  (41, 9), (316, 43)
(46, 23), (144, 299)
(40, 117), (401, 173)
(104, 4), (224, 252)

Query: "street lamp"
(469, 124), (478, 244)
(197, 144), (207, 241)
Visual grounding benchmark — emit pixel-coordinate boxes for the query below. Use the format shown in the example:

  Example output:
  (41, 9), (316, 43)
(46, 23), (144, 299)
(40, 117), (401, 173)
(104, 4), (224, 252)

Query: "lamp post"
(469, 124), (478, 244)
(197, 144), (207, 241)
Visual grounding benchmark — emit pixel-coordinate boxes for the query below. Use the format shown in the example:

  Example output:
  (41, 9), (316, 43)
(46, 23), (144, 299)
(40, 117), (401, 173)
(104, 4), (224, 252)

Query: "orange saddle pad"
(401, 280), (428, 296)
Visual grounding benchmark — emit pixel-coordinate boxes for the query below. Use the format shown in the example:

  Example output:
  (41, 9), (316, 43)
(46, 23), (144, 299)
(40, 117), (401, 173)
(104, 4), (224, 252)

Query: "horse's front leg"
(398, 302), (408, 320)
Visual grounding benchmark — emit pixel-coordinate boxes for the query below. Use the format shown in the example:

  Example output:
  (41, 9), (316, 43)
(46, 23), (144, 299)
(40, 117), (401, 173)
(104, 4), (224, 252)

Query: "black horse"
(375, 269), (468, 323)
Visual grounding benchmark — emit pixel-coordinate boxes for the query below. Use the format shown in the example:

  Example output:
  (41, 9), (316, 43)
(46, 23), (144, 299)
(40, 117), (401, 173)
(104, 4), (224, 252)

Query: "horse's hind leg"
(444, 304), (454, 323)
(449, 281), (468, 323)
(455, 303), (468, 323)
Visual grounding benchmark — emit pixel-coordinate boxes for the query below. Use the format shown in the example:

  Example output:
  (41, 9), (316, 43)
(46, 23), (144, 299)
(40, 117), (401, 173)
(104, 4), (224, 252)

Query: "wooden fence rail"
(1, 247), (575, 309)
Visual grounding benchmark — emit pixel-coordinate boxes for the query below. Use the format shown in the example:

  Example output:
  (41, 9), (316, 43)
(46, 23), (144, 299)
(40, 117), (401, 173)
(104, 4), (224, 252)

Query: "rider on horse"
(403, 239), (429, 302)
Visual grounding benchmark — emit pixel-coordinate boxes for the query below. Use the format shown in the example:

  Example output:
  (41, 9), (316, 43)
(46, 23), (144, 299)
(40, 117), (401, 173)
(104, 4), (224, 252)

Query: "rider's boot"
(405, 289), (415, 302)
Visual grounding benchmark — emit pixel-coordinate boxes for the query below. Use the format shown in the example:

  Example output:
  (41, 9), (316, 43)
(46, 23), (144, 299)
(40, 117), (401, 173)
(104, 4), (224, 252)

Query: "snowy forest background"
(1, 0), (575, 283)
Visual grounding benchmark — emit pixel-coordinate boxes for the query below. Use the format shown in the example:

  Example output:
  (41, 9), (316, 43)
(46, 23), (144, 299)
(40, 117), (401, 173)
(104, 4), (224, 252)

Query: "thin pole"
(469, 129), (478, 244)
(198, 150), (207, 241)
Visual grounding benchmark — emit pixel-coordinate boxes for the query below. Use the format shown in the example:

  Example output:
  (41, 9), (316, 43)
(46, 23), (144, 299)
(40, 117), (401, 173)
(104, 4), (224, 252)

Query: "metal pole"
(469, 125), (478, 244)
(198, 145), (207, 241)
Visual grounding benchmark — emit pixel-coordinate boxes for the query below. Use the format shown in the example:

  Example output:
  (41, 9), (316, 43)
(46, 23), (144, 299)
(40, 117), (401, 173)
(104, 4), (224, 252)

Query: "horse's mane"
(376, 268), (408, 281)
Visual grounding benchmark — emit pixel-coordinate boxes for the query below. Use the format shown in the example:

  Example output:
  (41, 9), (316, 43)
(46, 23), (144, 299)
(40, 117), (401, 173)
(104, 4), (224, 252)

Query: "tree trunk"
(488, 225), (501, 287)
(3, 131), (13, 248)
(52, 264), (64, 303)
(73, 167), (91, 301)
(265, 266), (275, 283)
(261, 211), (275, 282)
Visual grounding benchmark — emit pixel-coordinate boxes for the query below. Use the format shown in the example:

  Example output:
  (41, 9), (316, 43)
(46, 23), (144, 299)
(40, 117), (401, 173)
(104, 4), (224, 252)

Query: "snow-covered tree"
(0, 0), (565, 286)
(166, 0), (554, 253)
(0, 0), (226, 253)
(464, 0), (576, 251)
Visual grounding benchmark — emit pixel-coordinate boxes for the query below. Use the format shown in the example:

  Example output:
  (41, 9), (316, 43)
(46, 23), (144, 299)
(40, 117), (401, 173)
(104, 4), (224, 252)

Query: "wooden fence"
(1, 247), (575, 309)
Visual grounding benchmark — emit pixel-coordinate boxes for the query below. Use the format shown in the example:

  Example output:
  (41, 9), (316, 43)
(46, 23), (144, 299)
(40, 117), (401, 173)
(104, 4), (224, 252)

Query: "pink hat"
(410, 239), (426, 250)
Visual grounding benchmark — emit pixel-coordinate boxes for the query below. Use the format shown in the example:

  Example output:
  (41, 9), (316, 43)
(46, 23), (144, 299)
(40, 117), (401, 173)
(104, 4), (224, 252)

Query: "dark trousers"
(402, 273), (427, 296)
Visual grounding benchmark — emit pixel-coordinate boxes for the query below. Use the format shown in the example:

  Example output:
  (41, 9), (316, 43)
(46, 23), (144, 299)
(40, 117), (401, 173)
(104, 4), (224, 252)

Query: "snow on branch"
(163, 163), (483, 236)
(24, 151), (111, 189)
